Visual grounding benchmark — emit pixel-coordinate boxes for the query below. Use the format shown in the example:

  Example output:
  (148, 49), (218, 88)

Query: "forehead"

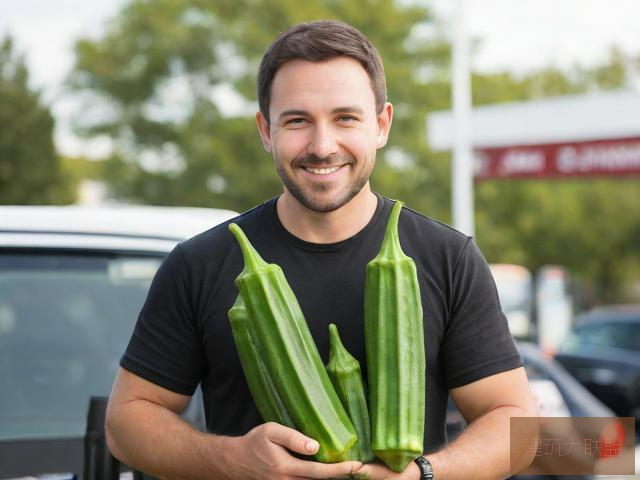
(269, 57), (376, 116)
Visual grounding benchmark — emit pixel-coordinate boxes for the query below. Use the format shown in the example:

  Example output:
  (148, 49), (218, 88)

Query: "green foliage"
(0, 36), (75, 204)
(475, 179), (640, 303)
(472, 68), (585, 106)
(581, 46), (628, 90)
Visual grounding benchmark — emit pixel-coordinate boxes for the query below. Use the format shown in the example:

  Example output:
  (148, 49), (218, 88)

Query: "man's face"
(256, 57), (392, 213)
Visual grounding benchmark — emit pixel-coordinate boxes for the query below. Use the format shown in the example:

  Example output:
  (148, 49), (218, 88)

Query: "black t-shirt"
(121, 194), (522, 453)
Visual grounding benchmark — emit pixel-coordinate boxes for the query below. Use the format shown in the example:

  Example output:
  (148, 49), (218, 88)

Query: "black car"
(554, 306), (640, 423)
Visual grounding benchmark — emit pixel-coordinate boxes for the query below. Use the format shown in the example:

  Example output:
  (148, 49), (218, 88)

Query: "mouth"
(302, 165), (342, 175)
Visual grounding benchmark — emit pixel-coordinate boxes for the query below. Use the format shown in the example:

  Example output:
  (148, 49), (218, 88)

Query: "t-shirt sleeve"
(440, 239), (523, 389)
(120, 244), (204, 395)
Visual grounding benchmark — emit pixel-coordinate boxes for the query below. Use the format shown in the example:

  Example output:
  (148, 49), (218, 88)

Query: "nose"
(306, 122), (339, 159)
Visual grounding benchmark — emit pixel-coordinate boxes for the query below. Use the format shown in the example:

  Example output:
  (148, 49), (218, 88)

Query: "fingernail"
(306, 440), (319, 452)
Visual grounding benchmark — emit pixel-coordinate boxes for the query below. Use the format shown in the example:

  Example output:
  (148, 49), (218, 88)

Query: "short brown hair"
(257, 20), (387, 121)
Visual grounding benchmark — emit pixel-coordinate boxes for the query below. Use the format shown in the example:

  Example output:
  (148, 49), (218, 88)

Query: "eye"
(337, 115), (357, 122)
(284, 117), (307, 126)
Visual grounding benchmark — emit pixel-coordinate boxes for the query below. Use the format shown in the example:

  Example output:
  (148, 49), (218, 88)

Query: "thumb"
(267, 424), (319, 455)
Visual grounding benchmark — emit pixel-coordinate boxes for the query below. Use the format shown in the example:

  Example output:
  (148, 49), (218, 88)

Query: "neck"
(276, 186), (378, 244)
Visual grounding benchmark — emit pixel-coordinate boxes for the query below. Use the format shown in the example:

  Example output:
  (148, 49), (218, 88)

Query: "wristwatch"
(414, 456), (435, 480)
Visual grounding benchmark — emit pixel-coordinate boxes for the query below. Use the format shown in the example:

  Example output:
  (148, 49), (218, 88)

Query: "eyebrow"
(278, 109), (308, 120)
(278, 106), (366, 120)
(332, 106), (365, 115)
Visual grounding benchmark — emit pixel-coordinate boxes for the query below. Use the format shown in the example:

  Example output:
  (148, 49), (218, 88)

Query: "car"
(554, 306), (640, 423)
(0, 204), (237, 480)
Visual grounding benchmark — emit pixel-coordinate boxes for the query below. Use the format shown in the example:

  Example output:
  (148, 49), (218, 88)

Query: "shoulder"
(400, 203), (470, 247)
(384, 197), (473, 267)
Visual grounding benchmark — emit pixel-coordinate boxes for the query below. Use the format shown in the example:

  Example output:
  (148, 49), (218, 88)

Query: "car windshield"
(0, 252), (162, 440)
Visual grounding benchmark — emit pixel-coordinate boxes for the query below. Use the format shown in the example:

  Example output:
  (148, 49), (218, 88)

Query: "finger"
(352, 463), (385, 479)
(289, 458), (363, 479)
(264, 422), (320, 455)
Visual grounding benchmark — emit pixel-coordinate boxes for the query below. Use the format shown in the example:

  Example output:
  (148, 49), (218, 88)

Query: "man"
(106, 20), (537, 479)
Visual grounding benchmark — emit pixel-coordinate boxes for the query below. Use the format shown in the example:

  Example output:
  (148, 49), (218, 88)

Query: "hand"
(222, 422), (362, 479)
(352, 459), (420, 480)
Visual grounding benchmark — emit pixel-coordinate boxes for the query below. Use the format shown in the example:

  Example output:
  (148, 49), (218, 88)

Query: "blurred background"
(2, 0), (640, 304)
(1, 0), (639, 478)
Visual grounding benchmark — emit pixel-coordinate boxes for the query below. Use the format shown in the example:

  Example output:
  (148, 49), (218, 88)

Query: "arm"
(106, 367), (362, 480)
(354, 367), (538, 480)
(427, 366), (538, 479)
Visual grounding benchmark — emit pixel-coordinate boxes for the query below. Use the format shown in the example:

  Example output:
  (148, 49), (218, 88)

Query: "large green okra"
(228, 223), (357, 463)
(364, 200), (425, 472)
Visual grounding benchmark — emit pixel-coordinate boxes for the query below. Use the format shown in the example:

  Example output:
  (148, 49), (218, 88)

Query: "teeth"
(305, 166), (340, 175)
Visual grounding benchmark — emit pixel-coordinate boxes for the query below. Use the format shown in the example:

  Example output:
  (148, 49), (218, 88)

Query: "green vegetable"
(326, 323), (374, 463)
(229, 223), (357, 463)
(364, 200), (425, 472)
(228, 293), (295, 428)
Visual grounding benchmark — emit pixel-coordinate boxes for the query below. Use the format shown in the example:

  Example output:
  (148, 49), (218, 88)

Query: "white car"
(0, 205), (237, 479)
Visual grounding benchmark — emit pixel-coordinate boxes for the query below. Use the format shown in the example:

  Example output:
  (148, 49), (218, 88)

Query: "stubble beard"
(275, 154), (374, 213)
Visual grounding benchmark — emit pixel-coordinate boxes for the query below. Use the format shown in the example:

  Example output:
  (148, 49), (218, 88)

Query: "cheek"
(343, 131), (377, 158)
(272, 130), (309, 159)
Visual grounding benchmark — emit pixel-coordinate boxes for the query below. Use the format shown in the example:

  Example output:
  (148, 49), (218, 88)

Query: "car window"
(566, 321), (640, 352)
(0, 252), (163, 440)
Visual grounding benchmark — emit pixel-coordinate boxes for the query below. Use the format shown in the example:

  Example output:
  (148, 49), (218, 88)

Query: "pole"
(451, 0), (475, 236)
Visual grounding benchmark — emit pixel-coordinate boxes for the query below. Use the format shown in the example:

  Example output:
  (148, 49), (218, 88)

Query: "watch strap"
(414, 456), (435, 480)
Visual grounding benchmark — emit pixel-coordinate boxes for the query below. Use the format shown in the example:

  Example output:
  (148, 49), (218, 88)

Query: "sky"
(2, 0), (640, 156)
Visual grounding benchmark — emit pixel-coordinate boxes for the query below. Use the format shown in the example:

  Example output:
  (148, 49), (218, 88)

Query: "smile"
(303, 166), (341, 175)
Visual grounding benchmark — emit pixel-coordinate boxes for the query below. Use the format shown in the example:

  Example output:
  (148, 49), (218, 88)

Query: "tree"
(0, 36), (74, 204)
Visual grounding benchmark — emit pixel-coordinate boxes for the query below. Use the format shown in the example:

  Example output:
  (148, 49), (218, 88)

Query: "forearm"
(106, 398), (234, 480)
(427, 405), (537, 480)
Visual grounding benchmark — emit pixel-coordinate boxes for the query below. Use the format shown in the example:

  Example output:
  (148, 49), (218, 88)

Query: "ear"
(256, 111), (272, 153)
(375, 102), (393, 149)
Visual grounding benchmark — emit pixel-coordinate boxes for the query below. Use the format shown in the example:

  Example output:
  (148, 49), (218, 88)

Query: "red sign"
(474, 137), (640, 180)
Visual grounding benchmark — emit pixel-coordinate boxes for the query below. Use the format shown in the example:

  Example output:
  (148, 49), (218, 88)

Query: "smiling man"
(106, 20), (537, 480)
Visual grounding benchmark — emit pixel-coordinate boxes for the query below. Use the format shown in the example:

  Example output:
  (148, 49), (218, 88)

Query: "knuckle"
(262, 421), (278, 435)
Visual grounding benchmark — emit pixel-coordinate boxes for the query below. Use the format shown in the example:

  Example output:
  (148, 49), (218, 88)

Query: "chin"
(301, 198), (346, 213)
(289, 190), (347, 212)
(282, 175), (369, 213)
